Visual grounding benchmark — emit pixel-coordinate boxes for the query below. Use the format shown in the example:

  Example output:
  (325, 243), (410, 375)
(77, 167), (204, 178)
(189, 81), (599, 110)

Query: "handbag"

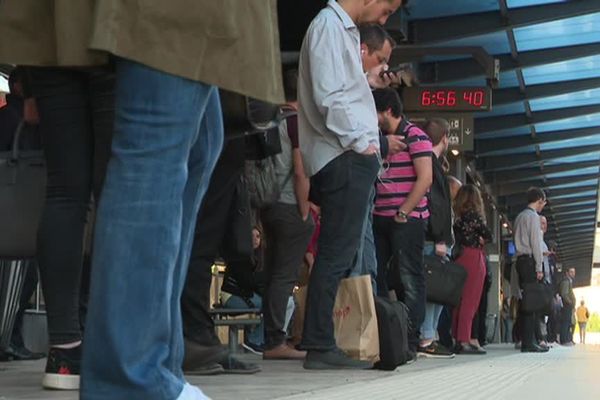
(0, 122), (46, 258)
(423, 255), (468, 307)
(521, 282), (554, 314)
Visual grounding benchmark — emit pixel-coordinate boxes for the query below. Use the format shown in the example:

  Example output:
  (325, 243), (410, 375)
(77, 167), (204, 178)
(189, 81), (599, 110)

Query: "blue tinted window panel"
(476, 124), (531, 140)
(434, 31), (511, 55)
(539, 135), (600, 151)
(535, 113), (600, 133)
(523, 56), (600, 85)
(408, 0), (499, 19)
(515, 13), (600, 52)
(549, 190), (597, 200)
(544, 154), (600, 165)
(529, 89), (600, 112)
(507, 0), (566, 7)
(546, 167), (600, 179)
(549, 179), (599, 190)
(485, 102), (527, 117)
(477, 144), (535, 157)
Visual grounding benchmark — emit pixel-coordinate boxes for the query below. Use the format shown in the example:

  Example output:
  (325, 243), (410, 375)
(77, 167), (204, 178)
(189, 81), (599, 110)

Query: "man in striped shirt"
(372, 88), (433, 355)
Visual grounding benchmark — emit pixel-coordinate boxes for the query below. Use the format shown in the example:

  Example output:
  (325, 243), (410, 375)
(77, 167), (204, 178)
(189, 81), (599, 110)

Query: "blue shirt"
(298, 0), (380, 176)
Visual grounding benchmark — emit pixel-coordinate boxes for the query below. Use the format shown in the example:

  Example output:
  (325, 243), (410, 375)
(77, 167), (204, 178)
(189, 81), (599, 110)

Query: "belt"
(517, 254), (533, 259)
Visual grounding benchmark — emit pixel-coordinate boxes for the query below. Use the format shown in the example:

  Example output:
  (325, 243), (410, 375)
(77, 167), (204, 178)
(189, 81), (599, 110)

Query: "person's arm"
(396, 156), (432, 222)
(528, 213), (544, 275)
(307, 20), (378, 154)
(396, 129), (433, 221)
(292, 148), (310, 220)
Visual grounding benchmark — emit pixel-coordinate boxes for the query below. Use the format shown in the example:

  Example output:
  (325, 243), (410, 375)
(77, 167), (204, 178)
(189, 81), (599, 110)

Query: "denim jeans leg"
(350, 188), (377, 294)
(224, 294), (264, 346)
(81, 59), (222, 400)
(301, 152), (379, 350)
(420, 242), (443, 342)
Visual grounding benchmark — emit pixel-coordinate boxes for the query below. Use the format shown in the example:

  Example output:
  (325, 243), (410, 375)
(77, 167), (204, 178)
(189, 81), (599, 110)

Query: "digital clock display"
(402, 87), (492, 112)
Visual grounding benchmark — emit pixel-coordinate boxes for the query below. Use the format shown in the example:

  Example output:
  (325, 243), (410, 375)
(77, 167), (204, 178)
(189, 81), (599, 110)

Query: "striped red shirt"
(374, 122), (432, 218)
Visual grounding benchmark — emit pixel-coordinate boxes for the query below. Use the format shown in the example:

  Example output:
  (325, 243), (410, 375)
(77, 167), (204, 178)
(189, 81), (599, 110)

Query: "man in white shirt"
(298, 0), (405, 370)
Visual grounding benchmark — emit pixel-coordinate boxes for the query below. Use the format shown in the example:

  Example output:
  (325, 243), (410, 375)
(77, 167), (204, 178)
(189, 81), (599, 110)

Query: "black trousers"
(29, 67), (114, 345)
(560, 305), (574, 344)
(374, 215), (426, 351)
(517, 255), (539, 348)
(181, 148), (252, 347)
(300, 152), (379, 351)
(262, 203), (314, 349)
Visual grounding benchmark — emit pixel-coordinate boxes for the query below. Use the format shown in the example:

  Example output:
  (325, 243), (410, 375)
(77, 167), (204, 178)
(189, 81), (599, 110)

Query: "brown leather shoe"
(263, 343), (306, 360)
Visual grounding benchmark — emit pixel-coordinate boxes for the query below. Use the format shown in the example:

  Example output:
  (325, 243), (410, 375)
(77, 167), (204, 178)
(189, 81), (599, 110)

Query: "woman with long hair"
(452, 184), (492, 354)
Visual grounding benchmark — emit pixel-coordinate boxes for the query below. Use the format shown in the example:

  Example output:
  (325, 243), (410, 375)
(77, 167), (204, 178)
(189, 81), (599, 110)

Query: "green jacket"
(0, 0), (283, 104)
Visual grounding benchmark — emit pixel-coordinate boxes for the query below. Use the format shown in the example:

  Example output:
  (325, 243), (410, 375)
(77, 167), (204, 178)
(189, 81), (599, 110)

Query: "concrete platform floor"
(1, 344), (598, 400)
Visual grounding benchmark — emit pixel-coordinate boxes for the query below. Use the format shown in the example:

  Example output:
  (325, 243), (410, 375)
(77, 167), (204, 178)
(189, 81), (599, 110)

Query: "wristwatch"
(397, 210), (408, 220)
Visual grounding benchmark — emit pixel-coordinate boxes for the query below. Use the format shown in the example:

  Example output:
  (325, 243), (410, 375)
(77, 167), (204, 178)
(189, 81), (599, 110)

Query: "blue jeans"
(420, 242), (444, 342)
(81, 59), (223, 400)
(223, 293), (265, 346)
(349, 187), (377, 294)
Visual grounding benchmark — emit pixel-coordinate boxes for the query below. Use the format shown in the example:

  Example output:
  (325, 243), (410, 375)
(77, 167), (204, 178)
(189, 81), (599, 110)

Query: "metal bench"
(209, 308), (261, 354)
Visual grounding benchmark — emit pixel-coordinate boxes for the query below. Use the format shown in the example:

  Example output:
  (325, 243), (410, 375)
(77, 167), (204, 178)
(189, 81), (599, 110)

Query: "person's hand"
(435, 243), (447, 257)
(24, 97), (40, 125)
(386, 135), (406, 155)
(536, 271), (544, 281)
(361, 144), (379, 155)
(309, 202), (321, 217)
(366, 64), (403, 89)
(394, 209), (408, 224)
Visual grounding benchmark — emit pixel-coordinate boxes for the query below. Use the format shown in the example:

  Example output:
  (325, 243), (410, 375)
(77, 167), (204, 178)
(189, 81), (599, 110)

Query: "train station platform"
(1, 344), (598, 400)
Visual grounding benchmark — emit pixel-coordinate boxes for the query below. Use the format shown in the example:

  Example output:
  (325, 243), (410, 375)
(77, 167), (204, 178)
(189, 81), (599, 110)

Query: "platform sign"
(407, 113), (474, 152)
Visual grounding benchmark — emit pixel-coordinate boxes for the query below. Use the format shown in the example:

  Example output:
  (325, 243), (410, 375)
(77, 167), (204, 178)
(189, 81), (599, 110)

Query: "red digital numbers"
(421, 90), (457, 107)
(420, 89), (486, 108)
(464, 90), (485, 107)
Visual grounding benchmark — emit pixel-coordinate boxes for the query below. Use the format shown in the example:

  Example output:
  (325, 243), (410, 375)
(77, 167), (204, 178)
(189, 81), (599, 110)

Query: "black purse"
(423, 255), (468, 307)
(0, 122), (46, 258)
(521, 282), (554, 314)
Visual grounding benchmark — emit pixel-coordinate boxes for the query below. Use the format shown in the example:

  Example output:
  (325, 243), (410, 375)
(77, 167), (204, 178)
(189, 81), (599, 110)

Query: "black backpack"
(373, 296), (411, 370)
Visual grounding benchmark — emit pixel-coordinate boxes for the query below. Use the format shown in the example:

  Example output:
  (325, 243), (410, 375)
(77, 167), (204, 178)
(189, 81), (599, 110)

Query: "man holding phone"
(298, 0), (405, 370)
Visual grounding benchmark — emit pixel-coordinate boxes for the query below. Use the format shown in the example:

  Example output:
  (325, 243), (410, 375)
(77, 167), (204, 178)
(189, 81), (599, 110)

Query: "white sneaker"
(177, 383), (211, 400)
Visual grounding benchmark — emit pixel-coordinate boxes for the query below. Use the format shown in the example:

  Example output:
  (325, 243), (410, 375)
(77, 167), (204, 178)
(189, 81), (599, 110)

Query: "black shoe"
(456, 344), (486, 355)
(417, 342), (455, 359)
(218, 353), (261, 374)
(242, 341), (264, 356)
(521, 344), (549, 353)
(303, 348), (373, 370)
(42, 346), (81, 390)
(183, 363), (225, 376)
(182, 340), (228, 372)
(0, 345), (45, 361)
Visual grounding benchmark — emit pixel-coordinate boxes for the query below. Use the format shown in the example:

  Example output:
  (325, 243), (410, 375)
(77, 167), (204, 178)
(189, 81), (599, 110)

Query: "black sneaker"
(242, 341), (264, 356)
(42, 346), (81, 390)
(417, 342), (455, 359)
(304, 348), (373, 370)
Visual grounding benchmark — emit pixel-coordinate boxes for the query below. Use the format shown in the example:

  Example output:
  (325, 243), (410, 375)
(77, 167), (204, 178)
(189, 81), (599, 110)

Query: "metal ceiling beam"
(485, 160), (600, 184)
(410, 1), (600, 44)
(419, 42), (600, 84)
(549, 195), (599, 208)
(559, 242), (595, 249)
(546, 226), (596, 235)
(479, 145), (600, 171)
(547, 215), (596, 226)
(547, 209), (597, 220)
(503, 192), (598, 209)
(546, 204), (598, 216)
(493, 77), (600, 106)
(475, 104), (600, 135)
(493, 173), (600, 196)
(555, 237), (595, 245)
(477, 126), (600, 155)
(551, 222), (596, 231)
